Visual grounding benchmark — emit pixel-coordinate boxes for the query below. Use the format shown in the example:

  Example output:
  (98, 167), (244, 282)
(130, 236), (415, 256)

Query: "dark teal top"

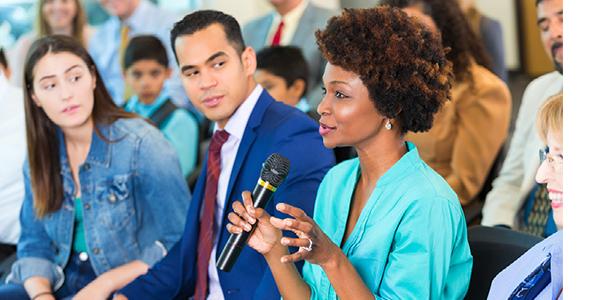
(73, 197), (87, 253)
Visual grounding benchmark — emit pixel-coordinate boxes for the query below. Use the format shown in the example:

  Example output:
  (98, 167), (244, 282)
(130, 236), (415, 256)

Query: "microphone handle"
(216, 182), (275, 272)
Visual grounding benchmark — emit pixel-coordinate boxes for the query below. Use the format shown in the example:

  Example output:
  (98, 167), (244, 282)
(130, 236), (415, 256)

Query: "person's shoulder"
(471, 64), (508, 88)
(89, 17), (119, 42)
(470, 64), (510, 97)
(168, 107), (199, 127)
(317, 158), (358, 190)
(526, 71), (563, 93)
(111, 117), (156, 140)
(263, 99), (319, 133)
(397, 152), (462, 211)
(244, 12), (273, 30)
(480, 14), (502, 31)
(306, 2), (337, 19)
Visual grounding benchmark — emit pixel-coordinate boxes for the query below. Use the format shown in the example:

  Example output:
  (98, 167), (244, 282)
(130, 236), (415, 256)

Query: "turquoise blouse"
(302, 142), (472, 299)
(124, 92), (199, 177)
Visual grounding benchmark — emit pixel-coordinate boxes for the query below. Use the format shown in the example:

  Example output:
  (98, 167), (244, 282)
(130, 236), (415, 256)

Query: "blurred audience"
(488, 92), (563, 300)
(482, 0), (563, 237)
(89, 0), (187, 107)
(7, 0), (93, 87)
(122, 35), (199, 178)
(0, 35), (189, 299)
(227, 7), (472, 299)
(459, 0), (508, 81)
(255, 46), (312, 114)
(382, 0), (512, 206)
(243, 0), (336, 109)
(0, 49), (25, 262)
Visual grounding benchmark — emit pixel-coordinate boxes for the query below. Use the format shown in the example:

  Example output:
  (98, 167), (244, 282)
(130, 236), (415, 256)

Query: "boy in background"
(123, 35), (199, 178)
(255, 46), (314, 116)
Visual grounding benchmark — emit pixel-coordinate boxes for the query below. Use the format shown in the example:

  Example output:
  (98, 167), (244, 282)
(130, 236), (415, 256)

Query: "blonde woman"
(488, 93), (563, 300)
(8, 0), (94, 87)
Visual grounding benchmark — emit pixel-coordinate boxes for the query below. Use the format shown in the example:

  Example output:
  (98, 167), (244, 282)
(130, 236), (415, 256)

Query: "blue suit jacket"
(120, 90), (335, 299)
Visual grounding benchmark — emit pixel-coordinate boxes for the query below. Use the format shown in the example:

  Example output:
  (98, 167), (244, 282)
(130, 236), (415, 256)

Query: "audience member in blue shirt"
(89, 0), (187, 107)
(122, 35), (199, 178)
(255, 46), (313, 114)
(489, 93), (563, 300)
(0, 35), (189, 300)
(227, 8), (472, 299)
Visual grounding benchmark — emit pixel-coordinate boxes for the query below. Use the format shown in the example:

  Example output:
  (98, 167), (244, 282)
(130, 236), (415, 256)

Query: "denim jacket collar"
(58, 123), (113, 174)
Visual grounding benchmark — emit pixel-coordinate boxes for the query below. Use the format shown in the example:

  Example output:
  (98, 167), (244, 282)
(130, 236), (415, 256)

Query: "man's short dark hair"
(170, 10), (246, 62)
(0, 48), (8, 70)
(123, 35), (169, 70)
(257, 46), (309, 97)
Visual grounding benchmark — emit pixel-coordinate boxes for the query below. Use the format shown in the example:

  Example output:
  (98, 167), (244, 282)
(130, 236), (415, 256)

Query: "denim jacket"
(6, 118), (190, 290)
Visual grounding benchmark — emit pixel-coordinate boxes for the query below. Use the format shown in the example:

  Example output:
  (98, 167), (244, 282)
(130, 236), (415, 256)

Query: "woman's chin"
(552, 207), (563, 230)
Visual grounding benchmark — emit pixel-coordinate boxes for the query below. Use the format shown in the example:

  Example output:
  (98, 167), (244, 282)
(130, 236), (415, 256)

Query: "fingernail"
(281, 238), (289, 245)
(249, 217), (256, 224)
(281, 257), (288, 263)
(285, 220), (292, 226)
(245, 224), (252, 231)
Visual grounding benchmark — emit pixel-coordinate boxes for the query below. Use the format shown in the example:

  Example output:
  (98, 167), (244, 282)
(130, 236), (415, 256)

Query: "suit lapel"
(223, 91), (273, 211)
(260, 15), (274, 47)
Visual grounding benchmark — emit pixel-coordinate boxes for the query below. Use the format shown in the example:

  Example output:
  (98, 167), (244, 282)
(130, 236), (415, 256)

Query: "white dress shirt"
(206, 84), (263, 300)
(264, 0), (309, 46)
(0, 71), (26, 245)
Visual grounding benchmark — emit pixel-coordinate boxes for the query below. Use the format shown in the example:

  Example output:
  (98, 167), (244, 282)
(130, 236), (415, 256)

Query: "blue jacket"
(7, 118), (190, 290)
(120, 91), (335, 299)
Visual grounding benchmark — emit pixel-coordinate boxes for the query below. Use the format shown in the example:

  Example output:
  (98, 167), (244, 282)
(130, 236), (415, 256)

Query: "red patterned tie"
(194, 130), (230, 300)
(271, 20), (285, 46)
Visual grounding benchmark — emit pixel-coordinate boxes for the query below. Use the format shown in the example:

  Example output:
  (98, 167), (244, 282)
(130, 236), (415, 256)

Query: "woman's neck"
(355, 133), (407, 186)
(52, 25), (74, 37)
(62, 118), (94, 152)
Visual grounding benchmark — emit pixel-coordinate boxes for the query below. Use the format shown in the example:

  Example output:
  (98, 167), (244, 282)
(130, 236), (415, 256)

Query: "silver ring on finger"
(300, 238), (313, 252)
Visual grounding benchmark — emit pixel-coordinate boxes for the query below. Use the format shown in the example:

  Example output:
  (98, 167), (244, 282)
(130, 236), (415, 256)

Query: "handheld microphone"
(217, 153), (290, 272)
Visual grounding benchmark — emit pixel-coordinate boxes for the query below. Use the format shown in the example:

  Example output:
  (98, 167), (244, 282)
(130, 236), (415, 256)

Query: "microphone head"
(260, 153), (290, 188)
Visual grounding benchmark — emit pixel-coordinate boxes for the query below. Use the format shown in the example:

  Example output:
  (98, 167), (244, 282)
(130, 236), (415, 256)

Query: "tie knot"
(209, 130), (230, 152)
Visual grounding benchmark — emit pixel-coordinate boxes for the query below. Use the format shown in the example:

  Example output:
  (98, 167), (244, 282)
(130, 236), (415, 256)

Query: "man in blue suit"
(116, 10), (335, 300)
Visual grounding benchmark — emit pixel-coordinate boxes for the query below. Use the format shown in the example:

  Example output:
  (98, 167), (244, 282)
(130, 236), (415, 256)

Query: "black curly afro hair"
(315, 6), (453, 134)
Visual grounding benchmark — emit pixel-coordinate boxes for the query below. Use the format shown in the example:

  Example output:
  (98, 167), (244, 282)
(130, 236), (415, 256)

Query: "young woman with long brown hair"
(0, 35), (189, 300)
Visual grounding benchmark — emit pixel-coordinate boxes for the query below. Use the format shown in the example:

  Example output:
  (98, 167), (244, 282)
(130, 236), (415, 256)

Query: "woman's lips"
(62, 105), (80, 114)
(548, 189), (563, 209)
(319, 123), (336, 136)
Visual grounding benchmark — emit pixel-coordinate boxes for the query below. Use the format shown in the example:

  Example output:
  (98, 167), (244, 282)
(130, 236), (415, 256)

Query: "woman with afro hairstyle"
(225, 7), (472, 299)
(382, 0), (512, 207)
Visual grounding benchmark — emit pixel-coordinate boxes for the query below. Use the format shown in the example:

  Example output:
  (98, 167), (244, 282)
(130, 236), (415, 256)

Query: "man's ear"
(241, 46), (257, 77)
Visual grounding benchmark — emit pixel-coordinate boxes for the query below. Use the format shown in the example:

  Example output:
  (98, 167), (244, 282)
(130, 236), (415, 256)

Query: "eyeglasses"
(539, 146), (563, 169)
